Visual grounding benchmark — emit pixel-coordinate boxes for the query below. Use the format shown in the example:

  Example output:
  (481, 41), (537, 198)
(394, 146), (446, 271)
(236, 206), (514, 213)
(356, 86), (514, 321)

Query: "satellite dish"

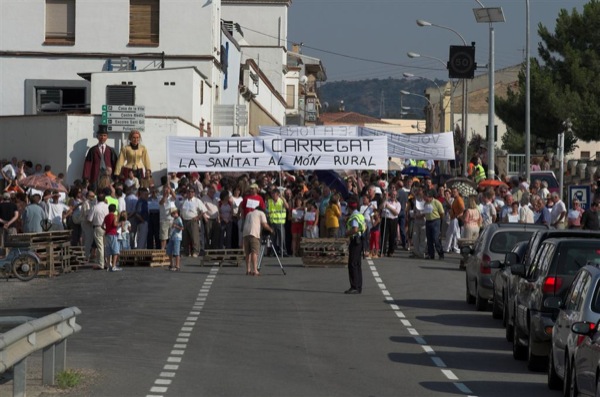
(299, 76), (308, 85)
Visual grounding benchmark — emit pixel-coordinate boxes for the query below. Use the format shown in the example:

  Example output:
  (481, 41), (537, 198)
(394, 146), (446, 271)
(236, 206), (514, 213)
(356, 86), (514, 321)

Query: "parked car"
(565, 320), (600, 396)
(464, 223), (547, 311)
(505, 229), (600, 343)
(491, 240), (529, 320)
(530, 171), (560, 195)
(512, 238), (600, 371)
(547, 263), (600, 393)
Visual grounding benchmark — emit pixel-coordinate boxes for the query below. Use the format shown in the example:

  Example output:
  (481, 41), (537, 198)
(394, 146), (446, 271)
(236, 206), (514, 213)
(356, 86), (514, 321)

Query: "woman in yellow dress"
(114, 130), (151, 181)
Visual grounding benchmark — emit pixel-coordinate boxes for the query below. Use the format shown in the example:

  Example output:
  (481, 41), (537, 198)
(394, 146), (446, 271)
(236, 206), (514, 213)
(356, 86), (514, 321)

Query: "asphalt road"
(0, 251), (562, 397)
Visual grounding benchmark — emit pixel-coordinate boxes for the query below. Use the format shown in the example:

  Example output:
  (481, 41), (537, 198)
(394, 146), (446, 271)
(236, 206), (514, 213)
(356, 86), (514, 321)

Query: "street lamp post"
(525, 0), (531, 183)
(401, 89), (434, 133)
(473, 3), (505, 180)
(415, 20), (469, 176)
(403, 72), (444, 132)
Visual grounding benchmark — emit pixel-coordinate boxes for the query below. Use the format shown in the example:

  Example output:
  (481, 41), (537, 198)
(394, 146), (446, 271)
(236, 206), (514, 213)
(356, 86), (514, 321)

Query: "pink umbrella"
(19, 174), (68, 193)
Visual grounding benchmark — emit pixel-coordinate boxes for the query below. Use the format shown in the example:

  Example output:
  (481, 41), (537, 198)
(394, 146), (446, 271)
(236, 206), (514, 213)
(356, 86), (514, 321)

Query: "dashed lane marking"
(145, 267), (219, 397)
(367, 259), (476, 396)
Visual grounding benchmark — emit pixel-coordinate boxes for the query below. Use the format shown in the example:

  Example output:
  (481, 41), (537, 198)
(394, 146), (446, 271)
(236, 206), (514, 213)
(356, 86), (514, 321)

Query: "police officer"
(344, 196), (366, 294)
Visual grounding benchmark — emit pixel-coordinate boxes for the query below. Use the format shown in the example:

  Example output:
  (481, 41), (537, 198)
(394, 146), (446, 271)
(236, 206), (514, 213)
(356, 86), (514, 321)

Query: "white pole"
(525, 0), (531, 183)
(487, 26), (496, 180)
(559, 131), (564, 201)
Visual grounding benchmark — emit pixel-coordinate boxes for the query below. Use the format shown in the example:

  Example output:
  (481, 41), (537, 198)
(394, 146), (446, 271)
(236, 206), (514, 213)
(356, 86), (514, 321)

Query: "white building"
(0, 0), (325, 184)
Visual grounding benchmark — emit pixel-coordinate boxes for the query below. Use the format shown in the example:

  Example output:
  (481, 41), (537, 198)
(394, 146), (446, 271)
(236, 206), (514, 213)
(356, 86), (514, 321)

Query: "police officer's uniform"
(345, 203), (366, 294)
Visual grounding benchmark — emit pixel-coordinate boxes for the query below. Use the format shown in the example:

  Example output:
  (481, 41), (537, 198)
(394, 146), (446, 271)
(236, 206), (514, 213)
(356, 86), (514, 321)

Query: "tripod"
(257, 234), (286, 275)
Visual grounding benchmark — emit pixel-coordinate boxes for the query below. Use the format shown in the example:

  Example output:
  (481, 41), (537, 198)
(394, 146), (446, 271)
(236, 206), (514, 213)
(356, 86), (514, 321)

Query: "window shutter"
(106, 86), (136, 106)
(129, 0), (159, 45)
(46, 0), (75, 42)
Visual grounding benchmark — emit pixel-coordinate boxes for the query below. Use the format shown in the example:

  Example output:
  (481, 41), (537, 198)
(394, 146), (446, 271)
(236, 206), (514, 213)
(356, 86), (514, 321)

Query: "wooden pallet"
(7, 231), (73, 277)
(300, 238), (348, 267)
(201, 249), (244, 267)
(68, 246), (87, 268)
(119, 249), (170, 267)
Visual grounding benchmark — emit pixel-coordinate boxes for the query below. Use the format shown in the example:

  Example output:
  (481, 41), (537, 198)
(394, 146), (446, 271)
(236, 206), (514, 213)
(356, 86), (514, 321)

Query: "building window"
(129, 0), (159, 46)
(36, 87), (86, 113)
(581, 151), (590, 159)
(106, 86), (136, 106)
(45, 0), (75, 45)
(286, 85), (295, 108)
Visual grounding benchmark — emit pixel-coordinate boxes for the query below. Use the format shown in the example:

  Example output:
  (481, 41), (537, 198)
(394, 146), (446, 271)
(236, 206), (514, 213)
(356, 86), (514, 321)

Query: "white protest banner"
(260, 125), (359, 137)
(360, 127), (455, 160)
(167, 136), (388, 172)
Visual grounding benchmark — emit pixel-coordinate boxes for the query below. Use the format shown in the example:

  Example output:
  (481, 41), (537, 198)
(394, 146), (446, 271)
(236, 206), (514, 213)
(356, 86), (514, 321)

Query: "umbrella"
(388, 160), (403, 171)
(313, 170), (350, 198)
(445, 177), (478, 197)
(478, 179), (508, 189)
(400, 166), (430, 177)
(19, 174), (68, 193)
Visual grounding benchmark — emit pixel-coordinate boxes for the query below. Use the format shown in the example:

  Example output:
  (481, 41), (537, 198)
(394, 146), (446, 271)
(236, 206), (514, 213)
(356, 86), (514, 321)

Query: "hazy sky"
(287, 0), (589, 83)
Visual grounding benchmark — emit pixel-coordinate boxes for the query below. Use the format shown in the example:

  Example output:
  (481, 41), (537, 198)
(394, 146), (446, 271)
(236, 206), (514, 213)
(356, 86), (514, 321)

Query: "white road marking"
(148, 267), (219, 396)
(369, 263), (473, 396)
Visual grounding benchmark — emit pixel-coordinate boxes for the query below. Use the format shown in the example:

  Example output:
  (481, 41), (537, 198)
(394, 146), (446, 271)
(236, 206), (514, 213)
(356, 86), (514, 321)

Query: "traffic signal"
(447, 45), (477, 79)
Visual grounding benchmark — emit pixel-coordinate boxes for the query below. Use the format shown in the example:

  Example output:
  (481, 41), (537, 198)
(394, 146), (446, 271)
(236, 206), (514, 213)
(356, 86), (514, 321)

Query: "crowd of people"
(2, 126), (600, 274)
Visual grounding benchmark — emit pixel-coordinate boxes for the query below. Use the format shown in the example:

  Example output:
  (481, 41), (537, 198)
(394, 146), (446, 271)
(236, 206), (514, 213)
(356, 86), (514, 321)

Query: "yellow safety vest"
(267, 198), (286, 224)
(346, 212), (366, 237)
(474, 164), (486, 183)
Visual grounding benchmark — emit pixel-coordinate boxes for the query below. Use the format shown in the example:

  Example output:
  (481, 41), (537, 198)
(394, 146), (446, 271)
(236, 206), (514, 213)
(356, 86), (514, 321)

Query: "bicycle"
(0, 240), (41, 281)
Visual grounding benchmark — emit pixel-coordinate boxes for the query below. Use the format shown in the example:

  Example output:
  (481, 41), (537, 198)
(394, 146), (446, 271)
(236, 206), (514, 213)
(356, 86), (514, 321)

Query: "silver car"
(464, 223), (547, 311)
(548, 263), (600, 395)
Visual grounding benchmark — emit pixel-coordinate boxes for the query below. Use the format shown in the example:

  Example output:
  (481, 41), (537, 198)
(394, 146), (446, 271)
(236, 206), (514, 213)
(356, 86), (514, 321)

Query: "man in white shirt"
(550, 192), (567, 229)
(47, 190), (71, 231)
(242, 208), (272, 276)
(180, 189), (207, 257)
(87, 192), (110, 269)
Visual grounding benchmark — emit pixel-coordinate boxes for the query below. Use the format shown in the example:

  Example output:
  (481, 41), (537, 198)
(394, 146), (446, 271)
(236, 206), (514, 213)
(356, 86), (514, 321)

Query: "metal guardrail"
(0, 306), (82, 397)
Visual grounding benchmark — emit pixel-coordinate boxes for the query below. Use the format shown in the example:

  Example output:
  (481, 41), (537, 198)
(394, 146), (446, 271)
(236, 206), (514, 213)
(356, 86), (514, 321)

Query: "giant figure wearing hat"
(83, 124), (117, 189)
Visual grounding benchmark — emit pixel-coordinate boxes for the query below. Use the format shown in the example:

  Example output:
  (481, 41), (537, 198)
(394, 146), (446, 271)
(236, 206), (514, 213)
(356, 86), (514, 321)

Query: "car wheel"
(475, 283), (488, 311)
(570, 360), (579, 397)
(528, 329), (548, 371)
(466, 275), (475, 304)
(513, 323), (527, 360)
(548, 346), (562, 390)
(492, 290), (502, 319)
(563, 358), (572, 397)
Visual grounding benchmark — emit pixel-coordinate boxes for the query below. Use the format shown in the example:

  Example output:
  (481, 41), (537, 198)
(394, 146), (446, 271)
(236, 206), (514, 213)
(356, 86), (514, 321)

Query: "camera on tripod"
(260, 231), (274, 247)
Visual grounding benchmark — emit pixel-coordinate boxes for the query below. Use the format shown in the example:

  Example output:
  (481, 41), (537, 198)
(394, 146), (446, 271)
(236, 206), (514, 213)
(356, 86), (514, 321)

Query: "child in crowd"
(304, 200), (319, 238)
(103, 204), (122, 272)
(369, 211), (381, 258)
(291, 196), (305, 256)
(117, 211), (131, 250)
(167, 207), (183, 271)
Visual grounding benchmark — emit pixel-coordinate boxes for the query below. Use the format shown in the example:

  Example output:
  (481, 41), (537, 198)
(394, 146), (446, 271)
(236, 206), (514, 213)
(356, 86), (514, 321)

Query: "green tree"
(496, 1), (600, 153)
(500, 127), (526, 153)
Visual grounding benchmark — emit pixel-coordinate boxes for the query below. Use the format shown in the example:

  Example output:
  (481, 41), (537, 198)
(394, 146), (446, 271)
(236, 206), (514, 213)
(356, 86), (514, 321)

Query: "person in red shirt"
(102, 203), (122, 272)
(239, 183), (265, 218)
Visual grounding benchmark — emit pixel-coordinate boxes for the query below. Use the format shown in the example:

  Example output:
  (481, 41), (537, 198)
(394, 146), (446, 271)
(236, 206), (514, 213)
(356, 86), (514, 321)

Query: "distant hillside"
(318, 78), (445, 120)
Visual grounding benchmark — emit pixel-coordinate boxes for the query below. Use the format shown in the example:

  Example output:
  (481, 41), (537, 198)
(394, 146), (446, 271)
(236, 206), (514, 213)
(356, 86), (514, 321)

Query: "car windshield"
(490, 231), (534, 254)
(558, 244), (600, 275)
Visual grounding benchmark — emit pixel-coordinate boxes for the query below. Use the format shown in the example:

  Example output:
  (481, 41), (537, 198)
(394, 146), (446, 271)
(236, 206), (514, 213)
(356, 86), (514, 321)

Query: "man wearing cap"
(240, 183), (265, 218)
(47, 190), (71, 231)
(83, 125), (117, 190)
(344, 196), (366, 294)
